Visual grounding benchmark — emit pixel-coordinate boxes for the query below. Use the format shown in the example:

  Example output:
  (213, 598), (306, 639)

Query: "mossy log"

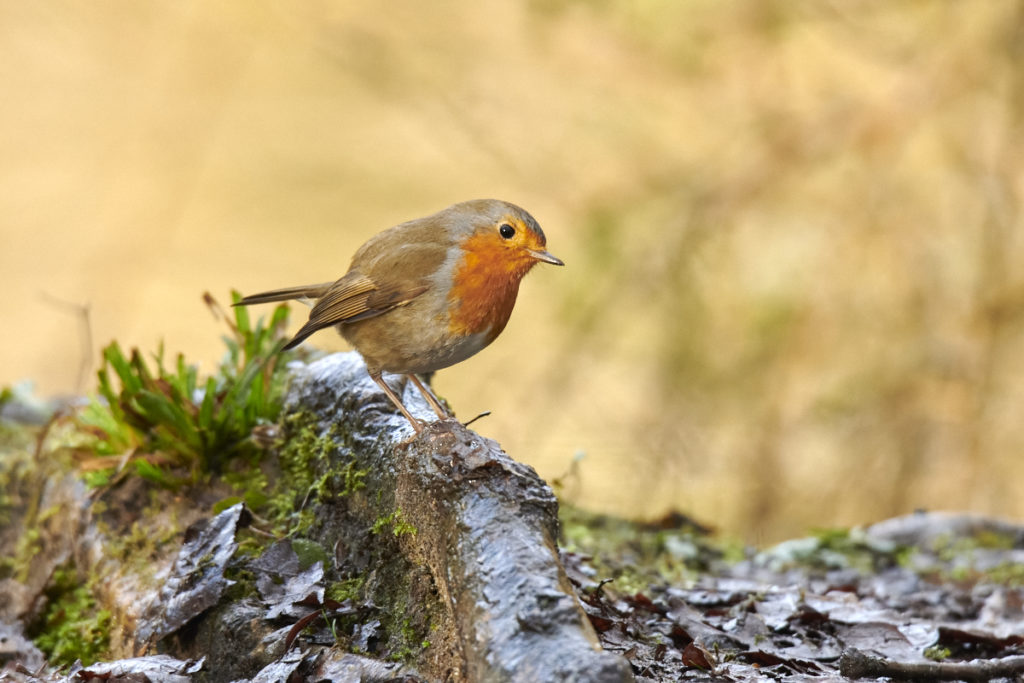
(279, 352), (633, 682)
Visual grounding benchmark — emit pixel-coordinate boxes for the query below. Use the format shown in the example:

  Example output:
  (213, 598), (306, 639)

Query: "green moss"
(808, 527), (904, 572)
(338, 524), (437, 665)
(223, 411), (338, 539)
(222, 565), (260, 602)
(220, 408), (373, 580)
(94, 492), (186, 588)
(29, 564), (111, 668)
(0, 422), (68, 583)
(559, 503), (726, 590)
(986, 561), (1024, 586)
(908, 530), (1024, 587)
(755, 527), (910, 574)
(371, 509), (417, 537)
(8, 526), (42, 583)
(340, 459), (368, 497)
(291, 538), (330, 570)
(386, 616), (430, 663)
(918, 558), (1024, 588)
(931, 530), (1017, 561)
(326, 576), (365, 603)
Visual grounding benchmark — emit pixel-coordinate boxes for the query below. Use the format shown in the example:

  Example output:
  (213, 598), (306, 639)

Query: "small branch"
(203, 291), (240, 338)
(840, 648), (1024, 681)
(461, 410), (491, 427)
(38, 291), (93, 393)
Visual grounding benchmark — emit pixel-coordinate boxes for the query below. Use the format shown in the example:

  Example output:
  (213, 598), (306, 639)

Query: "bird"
(235, 199), (563, 432)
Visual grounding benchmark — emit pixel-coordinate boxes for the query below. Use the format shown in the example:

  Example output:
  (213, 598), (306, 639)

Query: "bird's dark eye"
(499, 223), (516, 239)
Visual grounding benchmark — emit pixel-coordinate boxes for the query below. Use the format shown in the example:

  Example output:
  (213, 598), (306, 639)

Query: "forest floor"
(561, 506), (1024, 682)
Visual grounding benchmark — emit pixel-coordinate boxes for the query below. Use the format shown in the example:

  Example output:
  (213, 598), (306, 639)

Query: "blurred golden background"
(3, 1), (1023, 544)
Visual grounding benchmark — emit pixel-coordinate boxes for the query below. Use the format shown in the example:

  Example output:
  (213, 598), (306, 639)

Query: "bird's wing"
(283, 271), (429, 349)
(242, 235), (451, 349)
(307, 273), (382, 325)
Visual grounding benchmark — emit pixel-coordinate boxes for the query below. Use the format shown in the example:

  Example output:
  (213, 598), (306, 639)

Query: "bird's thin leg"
(407, 374), (451, 419)
(369, 371), (424, 433)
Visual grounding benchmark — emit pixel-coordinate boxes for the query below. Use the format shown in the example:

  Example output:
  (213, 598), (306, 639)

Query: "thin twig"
(840, 648), (1024, 681)
(203, 291), (240, 338)
(38, 291), (93, 393)
(462, 411), (491, 428)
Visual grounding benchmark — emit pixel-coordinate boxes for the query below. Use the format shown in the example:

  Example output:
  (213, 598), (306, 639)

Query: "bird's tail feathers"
(234, 282), (334, 306)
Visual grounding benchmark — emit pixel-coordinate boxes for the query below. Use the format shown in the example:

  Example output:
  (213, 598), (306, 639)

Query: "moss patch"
(28, 564), (112, 668)
(224, 410), (370, 549)
(327, 576), (366, 603)
(559, 503), (729, 593)
(371, 509), (417, 537)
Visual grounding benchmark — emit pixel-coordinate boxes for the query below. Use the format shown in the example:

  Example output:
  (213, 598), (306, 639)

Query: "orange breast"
(447, 233), (536, 341)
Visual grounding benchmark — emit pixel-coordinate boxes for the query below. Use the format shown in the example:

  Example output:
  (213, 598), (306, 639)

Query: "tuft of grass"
(77, 292), (291, 487)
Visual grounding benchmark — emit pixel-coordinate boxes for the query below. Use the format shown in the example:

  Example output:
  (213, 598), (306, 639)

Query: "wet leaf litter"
(562, 510), (1024, 681)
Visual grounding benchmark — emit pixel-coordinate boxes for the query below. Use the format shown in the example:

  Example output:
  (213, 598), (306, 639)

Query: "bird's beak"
(528, 249), (565, 266)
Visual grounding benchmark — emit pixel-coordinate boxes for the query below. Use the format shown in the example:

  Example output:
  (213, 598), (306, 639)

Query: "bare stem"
(840, 648), (1024, 681)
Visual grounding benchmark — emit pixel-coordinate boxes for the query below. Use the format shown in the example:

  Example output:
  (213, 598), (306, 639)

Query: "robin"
(236, 199), (563, 432)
